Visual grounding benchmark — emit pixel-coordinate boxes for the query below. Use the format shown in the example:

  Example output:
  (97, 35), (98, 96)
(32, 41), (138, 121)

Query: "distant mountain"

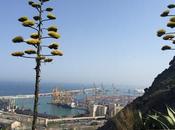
(98, 56), (175, 130)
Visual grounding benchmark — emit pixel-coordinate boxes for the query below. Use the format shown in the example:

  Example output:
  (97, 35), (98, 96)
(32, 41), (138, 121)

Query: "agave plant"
(144, 106), (175, 130)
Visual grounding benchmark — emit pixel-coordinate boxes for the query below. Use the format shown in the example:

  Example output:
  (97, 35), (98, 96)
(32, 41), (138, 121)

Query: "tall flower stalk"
(11, 0), (63, 129)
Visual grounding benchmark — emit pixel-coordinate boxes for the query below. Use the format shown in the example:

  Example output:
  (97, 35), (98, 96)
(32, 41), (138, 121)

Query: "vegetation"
(11, 0), (63, 129)
(146, 106), (175, 129)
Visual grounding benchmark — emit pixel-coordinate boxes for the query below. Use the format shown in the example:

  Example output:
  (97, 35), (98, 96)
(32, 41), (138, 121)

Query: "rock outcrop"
(98, 57), (175, 130)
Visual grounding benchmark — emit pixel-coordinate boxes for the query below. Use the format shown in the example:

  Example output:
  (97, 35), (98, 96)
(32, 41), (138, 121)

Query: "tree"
(11, 0), (63, 129)
(157, 4), (175, 51)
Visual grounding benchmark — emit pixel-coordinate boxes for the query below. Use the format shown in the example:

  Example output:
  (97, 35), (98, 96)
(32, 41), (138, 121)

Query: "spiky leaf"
(44, 58), (53, 62)
(22, 20), (35, 27)
(47, 13), (56, 20)
(47, 26), (57, 32)
(30, 33), (39, 39)
(48, 31), (60, 39)
(161, 45), (171, 50)
(11, 52), (24, 57)
(25, 39), (40, 45)
(48, 43), (59, 49)
(12, 36), (24, 43)
(168, 4), (175, 9)
(157, 29), (166, 37)
(163, 35), (174, 40)
(51, 50), (63, 56)
(167, 107), (175, 123)
(46, 7), (53, 12)
(18, 16), (28, 22)
(24, 49), (36, 54)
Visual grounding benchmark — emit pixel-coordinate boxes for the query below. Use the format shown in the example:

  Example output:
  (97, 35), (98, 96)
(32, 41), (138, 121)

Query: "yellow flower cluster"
(26, 39), (40, 45)
(47, 13), (56, 20)
(48, 31), (60, 39)
(11, 52), (24, 57)
(24, 49), (36, 54)
(51, 50), (63, 56)
(12, 36), (24, 43)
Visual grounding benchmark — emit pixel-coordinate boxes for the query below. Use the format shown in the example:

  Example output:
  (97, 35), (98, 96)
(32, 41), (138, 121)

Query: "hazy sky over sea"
(0, 0), (174, 87)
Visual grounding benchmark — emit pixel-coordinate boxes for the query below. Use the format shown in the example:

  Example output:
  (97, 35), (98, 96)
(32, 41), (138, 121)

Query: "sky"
(0, 0), (174, 88)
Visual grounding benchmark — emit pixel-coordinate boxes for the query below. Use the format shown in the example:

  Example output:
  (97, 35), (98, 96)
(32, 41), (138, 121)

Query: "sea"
(0, 81), (142, 117)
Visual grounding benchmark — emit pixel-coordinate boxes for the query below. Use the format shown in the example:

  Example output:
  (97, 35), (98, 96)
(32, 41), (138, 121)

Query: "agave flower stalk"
(11, 0), (63, 129)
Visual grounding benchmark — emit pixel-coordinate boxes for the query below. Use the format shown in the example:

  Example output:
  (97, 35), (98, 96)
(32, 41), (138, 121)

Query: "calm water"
(0, 81), (141, 117)
(15, 97), (86, 117)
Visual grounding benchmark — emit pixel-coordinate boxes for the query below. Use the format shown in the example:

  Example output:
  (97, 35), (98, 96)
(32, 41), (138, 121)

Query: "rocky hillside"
(98, 57), (175, 130)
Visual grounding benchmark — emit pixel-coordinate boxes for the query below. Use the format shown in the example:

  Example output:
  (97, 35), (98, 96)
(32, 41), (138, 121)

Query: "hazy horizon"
(0, 0), (174, 87)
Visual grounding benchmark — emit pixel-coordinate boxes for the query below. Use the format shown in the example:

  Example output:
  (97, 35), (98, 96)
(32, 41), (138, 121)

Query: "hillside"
(98, 56), (175, 130)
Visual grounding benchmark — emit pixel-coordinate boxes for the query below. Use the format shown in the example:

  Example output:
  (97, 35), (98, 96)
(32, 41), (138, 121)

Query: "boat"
(51, 88), (75, 109)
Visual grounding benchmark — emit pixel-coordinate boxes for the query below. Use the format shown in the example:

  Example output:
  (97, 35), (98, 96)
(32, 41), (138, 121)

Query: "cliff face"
(98, 57), (175, 130)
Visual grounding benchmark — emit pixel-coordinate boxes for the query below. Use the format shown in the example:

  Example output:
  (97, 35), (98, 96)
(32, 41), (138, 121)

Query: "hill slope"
(98, 57), (175, 130)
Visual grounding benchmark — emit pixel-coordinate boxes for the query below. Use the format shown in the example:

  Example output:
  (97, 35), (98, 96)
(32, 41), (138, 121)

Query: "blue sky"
(0, 0), (174, 87)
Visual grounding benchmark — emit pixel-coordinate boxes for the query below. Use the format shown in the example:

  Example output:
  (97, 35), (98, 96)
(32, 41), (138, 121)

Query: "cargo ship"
(51, 88), (76, 109)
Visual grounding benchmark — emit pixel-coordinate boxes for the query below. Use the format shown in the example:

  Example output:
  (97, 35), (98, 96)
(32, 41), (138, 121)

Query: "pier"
(0, 88), (99, 99)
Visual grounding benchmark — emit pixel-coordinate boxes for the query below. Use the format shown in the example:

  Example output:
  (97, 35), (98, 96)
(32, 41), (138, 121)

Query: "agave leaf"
(167, 106), (175, 123)
(163, 115), (175, 127)
(148, 115), (169, 129)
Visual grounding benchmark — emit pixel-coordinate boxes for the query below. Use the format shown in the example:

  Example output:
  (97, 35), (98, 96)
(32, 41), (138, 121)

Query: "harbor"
(0, 86), (144, 129)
